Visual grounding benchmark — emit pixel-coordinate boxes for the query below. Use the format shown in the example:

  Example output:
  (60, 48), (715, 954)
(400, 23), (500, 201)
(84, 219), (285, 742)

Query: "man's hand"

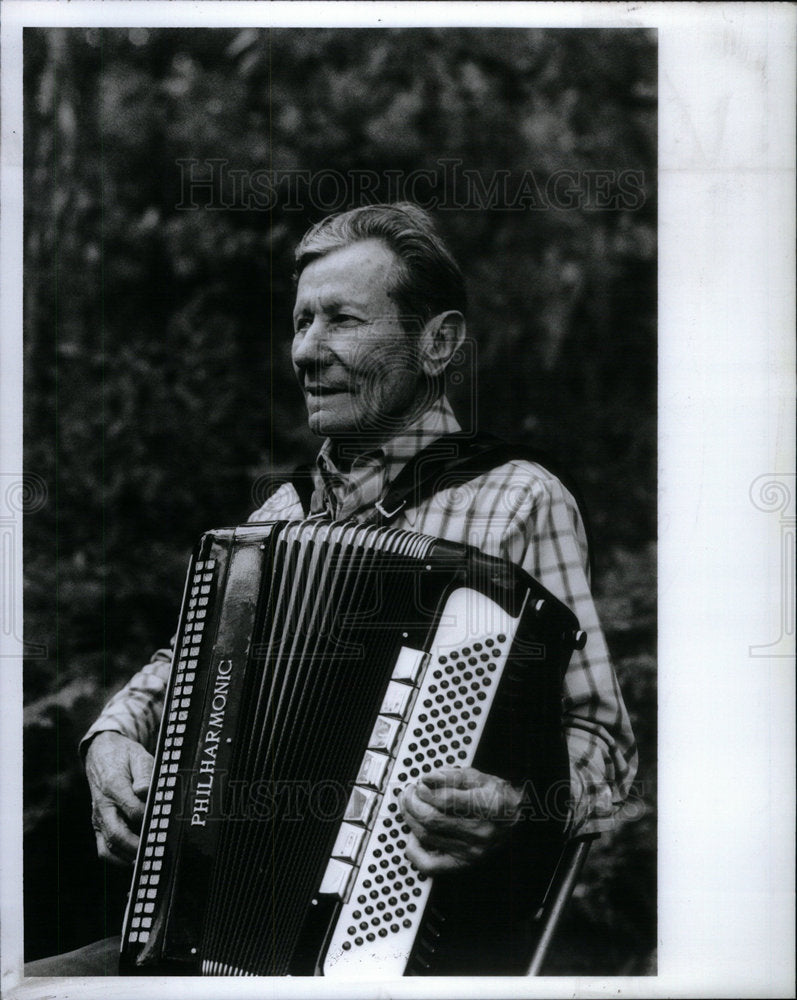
(399, 767), (524, 875)
(85, 731), (154, 866)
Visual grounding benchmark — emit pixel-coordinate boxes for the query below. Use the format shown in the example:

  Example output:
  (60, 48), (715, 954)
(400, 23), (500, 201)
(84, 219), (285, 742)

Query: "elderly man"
(29, 203), (636, 976)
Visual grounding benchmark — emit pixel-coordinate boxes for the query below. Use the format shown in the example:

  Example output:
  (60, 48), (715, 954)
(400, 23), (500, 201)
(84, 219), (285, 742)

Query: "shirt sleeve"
(80, 486), (305, 757)
(79, 640), (174, 758)
(499, 464), (638, 836)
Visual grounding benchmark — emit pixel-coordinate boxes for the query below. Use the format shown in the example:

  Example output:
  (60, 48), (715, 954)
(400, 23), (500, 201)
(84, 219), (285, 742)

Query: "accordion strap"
(289, 431), (594, 576)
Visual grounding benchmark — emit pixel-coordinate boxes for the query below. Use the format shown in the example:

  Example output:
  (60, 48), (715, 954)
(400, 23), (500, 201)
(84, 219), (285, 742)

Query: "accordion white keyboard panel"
(323, 586), (519, 977)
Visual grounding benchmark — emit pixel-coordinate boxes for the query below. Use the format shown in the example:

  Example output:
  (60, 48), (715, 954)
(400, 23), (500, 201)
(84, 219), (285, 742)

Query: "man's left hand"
(399, 767), (523, 875)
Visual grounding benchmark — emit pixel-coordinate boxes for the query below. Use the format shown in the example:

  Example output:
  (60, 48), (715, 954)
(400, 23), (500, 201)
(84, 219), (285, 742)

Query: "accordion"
(120, 519), (585, 976)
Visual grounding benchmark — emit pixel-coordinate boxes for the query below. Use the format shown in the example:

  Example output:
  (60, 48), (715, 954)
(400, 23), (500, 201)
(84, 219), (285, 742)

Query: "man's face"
(292, 239), (426, 443)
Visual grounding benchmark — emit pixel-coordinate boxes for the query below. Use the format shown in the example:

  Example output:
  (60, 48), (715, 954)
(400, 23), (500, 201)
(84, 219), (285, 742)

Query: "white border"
(2, 3), (795, 999)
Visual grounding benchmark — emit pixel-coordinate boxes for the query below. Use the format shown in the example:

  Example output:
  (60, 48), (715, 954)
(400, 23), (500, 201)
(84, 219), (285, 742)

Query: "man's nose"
(292, 317), (330, 368)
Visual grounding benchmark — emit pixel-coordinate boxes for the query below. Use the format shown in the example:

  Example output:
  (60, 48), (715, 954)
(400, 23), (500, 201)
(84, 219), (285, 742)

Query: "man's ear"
(418, 311), (466, 377)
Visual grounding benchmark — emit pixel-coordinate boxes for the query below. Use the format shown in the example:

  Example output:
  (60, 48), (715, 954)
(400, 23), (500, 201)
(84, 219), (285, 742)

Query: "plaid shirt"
(83, 397), (636, 835)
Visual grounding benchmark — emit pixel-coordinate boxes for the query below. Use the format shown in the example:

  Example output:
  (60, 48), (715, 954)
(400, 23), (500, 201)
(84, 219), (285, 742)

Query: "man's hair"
(294, 202), (467, 333)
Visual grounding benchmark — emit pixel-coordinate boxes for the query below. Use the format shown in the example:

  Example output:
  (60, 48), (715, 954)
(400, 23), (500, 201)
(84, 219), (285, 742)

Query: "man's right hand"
(85, 731), (154, 866)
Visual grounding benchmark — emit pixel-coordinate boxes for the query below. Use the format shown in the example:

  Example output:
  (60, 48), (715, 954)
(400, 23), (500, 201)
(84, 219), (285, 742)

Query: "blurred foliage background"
(23, 27), (656, 973)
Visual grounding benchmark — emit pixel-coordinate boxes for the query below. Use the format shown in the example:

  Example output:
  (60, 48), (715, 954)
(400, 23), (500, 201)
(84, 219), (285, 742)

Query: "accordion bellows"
(120, 520), (583, 976)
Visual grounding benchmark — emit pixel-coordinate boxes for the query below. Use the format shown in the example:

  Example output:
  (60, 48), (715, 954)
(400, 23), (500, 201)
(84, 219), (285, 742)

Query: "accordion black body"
(120, 520), (584, 976)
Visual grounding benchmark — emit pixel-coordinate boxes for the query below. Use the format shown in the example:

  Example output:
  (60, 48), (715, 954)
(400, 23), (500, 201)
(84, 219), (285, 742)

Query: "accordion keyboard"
(322, 586), (518, 976)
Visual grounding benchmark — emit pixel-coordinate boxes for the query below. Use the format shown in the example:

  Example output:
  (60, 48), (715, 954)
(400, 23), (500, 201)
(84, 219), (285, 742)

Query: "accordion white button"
(391, 646), (425, 683)
(379, 681), (411, 717)
(355, 751), (389, 790)
(343, 786), (377, 825)
(318, 858), (355, 898)
(330, 823), (365, 863)
(367, 716), (401, 753)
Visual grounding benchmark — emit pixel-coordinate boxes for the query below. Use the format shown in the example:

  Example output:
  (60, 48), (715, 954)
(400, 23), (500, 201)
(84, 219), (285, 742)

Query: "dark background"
(23, 27), (656, 973)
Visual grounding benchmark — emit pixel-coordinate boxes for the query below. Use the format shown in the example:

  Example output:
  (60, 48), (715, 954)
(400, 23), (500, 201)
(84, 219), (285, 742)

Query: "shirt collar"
(312, 397), (461, 518)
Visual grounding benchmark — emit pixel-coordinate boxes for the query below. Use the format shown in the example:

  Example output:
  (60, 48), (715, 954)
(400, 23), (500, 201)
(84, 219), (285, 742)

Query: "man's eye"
(331, 314), (360, 326)
(294, 316), (311, 333)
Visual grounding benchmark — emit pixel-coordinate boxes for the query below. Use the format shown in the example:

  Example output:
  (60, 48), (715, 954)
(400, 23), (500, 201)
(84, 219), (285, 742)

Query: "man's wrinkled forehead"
(293, 239), (402, 310)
